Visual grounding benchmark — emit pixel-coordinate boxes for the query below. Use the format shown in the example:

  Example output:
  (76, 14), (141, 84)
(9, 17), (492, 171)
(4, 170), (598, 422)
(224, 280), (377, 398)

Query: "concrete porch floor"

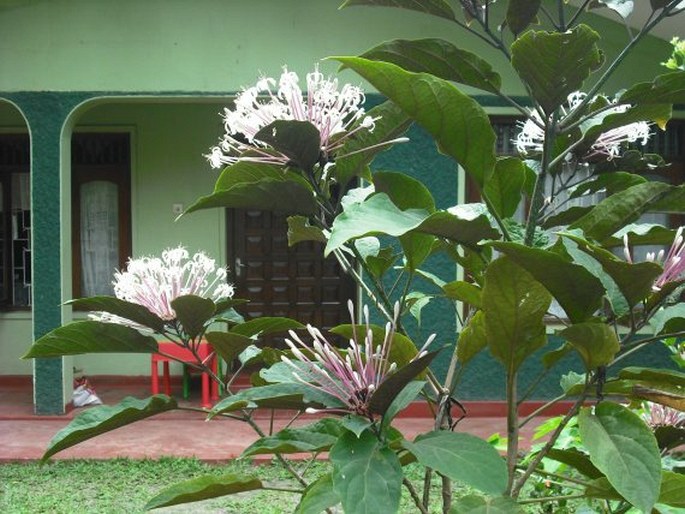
(0, 376), (552, 462)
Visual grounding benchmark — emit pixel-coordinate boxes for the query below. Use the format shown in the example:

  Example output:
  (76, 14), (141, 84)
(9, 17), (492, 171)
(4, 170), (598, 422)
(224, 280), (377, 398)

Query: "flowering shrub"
(24, 1), (685, 513)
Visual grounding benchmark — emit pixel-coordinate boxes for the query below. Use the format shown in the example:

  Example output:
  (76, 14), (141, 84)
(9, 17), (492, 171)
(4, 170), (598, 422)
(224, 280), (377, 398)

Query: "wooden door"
(227, 209), (356, 345)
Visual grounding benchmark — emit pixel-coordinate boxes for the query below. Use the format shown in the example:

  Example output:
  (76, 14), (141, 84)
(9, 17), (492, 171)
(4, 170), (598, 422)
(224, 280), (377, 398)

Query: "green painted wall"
(0, 0), (674, 96)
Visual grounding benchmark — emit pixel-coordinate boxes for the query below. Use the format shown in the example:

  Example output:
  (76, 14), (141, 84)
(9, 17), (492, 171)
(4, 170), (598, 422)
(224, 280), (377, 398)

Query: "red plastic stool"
(151, 341), (219, 408)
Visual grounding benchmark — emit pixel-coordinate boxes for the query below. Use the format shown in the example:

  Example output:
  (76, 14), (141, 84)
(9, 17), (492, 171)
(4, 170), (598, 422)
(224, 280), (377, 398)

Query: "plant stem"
(441, 473), (452, 514)
(261, 485), (305, 494)
(518, 393), (567, 428)
(524, 114), (555, 246)
(403, 478), (430, 514)
(505, 369), (519, 495)
(511, 383), (590, 498)
(516, 466), (594, 488)
(517, 494), (586, 505)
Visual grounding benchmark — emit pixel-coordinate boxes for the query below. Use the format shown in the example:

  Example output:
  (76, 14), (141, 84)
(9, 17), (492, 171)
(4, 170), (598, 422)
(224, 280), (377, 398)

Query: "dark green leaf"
(620, 71), (685, 105)
(44, 395), (177, 461)
(483, 157), (526, 218)
(254, 120), (321, 172)
(67, 296), (166, 332)
(415, 206), (500, 245)
(212, 158), (309, 192)
(204, 331), (253, 363)
(650, 304), (685, 335)
(382, 380), (424, 431)
(341, 415), (375, 437)
(449, 494), (523, 513)
(558, 323), (619, 370)
(330, 430), (403, 514)
(357, 38), (501, 93)
(568, 172), (646, 200)
(650, 184), (685, 213)
(489, 242), (604, 323)
(170, 295), (215, 340)
(542, 205), (593, 229)
(374, 170), (436, 212)
(654, 425), (685, 452)
(213, 298), (248, 317)
(366, 246), (399, 279)
(570, 181), (673, 242)
(443, 281), (482, 308)
(339, 0), (456, 21)
(511, 25), (603, 114)
(368, 350), (439, 415)
(608, 223), (681, 247)
(334, 101), (412, 187)
(400, 232), (436, 271)
(561, 231), (662, 307)
(287, 216), (327, 245)
(294, 474), (340, 514)
(402, 431), (507, 494)
(242, 418), (343, 456)
(483, 257), (551, 371)
(579, 402), (662, 513)
(230, 317), (305, 338)
(145, 473), (262, 510)
(405, 291), (432, 325)
(506, 0), (541, 35)
(456, 310), (487, 365)
(541, 343), (573, 370)
(24, 320), (158, 358)
(332, 56), (496, 187)
(659, 471), (685, 509)
(208, 383), (343, 418)
(544, 448), (603, 479)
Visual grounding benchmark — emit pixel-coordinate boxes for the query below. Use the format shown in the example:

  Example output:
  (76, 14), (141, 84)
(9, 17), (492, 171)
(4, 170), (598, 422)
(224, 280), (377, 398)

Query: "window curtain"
(80, 181), (119, 297)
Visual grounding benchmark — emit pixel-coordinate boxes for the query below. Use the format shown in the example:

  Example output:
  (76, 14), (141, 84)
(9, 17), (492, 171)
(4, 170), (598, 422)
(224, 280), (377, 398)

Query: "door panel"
(228, 209), (356, 345)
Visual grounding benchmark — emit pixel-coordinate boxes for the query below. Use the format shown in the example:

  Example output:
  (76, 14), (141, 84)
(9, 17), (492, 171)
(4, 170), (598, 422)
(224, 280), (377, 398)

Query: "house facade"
(0, 0), (680, 414)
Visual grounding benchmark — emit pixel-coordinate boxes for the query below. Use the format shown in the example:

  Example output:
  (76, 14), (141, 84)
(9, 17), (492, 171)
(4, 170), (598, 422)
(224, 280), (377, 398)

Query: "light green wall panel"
(0, 313), (33, 375)
(0, 0), (673, 97)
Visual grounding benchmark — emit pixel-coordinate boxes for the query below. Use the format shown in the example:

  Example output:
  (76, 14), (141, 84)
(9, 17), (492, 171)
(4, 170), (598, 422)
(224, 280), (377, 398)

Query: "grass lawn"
(0, 458), (454, 513)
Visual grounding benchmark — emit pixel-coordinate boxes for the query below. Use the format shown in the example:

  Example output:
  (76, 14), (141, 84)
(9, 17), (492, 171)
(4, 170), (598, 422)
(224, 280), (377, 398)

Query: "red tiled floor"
(0, 376), (547, 462)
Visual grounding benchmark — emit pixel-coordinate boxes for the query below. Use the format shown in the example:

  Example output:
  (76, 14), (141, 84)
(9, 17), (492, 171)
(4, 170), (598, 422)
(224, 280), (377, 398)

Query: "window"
(71, 133), (131, 298)
(0, 134), (31, 309)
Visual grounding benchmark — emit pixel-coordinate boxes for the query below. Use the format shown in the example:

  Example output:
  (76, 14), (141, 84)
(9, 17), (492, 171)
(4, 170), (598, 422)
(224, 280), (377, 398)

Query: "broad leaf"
(632, 385), (685, 411)
(402, 431), (507, 494)
(24, 320), (158, 358)
(544, 448), (603, 479)
(254, 120), (321, 172)
(242, 418), (343, 456)
(650, 184), (685, 213)
(295, 474), (340, 514)
(542, 343), (573, 370)
(415, 207), (500, 244)
(330, 430), (403, 514)
(67, 296), (166, 332)
(456, 310), (487, 365)
(333, 57), (496, 187)
(334, 101), (412, 187)
(483, 157), (526, 218)
(659, 471), (685, 509)
(607, 223), (680, 247)
(569, 182), (673, 242)
(449, 494), (524, 513)
(287, 216), (327, 245)
(443, 280), (482, 308)
(368, 350), (439, 415)
(213, 156), (311, 192)
(400, 232), (436, 271)
(490, 242), (603, 323)
(208, 383), (343, 418)
(506, 0), (541, 35)
(579, 402), (662, 513)
(568, 172), (646, 200)
(357, 38), (501, 93)
(557, 323), (619, 370)
(511, 25), (603, 114)
(145, 474), (263, 510)
(339, 0), (456, 21)
(44, 395), (177, 461)
(374, 170), (435, 212)
(171, 295), (215, 340)
(589, 0), (634, 18)
(561, 232), (662, 307)
(650, 304), (685, 335)
(482, 257), (551, 371)
(204, 331), (254, 363)
(620, 71), (685, 105)
(381, 380), (424, 431)
(230, 317), (305, 339)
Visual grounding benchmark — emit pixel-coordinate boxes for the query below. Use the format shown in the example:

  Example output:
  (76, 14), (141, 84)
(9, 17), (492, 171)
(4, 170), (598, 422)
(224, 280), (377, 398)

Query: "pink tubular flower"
(624, 227), (685, 292)
(205, 64), (406, 169)
(280, 300), (435, 418)
(92, 246), (234, 323)
(642, 401), (685, 429)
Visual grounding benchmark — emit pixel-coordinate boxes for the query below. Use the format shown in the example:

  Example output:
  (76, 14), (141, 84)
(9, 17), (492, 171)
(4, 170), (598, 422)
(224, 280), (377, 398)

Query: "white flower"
(514, 91), (651, 161)
(93, 246), (234, 324)
(642, 401), (685, 429)
(623, 227), (685, 292)
(205, 64), (391, 169)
